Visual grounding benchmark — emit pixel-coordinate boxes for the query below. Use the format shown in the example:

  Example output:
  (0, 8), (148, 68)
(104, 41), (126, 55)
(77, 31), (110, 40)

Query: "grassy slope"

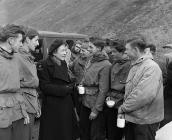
(2, 0), (172, 48)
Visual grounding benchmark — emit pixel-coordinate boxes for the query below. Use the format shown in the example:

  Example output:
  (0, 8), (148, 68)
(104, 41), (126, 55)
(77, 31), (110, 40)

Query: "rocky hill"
(1, 0), (172, 48)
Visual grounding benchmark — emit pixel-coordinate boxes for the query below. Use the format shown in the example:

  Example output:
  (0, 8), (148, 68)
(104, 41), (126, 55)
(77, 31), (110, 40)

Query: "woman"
(16, 26), (41, 140)
(79, 40), (111, 140)
(38, 39), (78, 140)
(0, 24), (29, 140)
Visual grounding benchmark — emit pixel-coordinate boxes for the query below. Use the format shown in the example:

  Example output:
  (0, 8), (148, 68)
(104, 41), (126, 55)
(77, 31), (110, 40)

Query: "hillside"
(1, 0), (172, 48)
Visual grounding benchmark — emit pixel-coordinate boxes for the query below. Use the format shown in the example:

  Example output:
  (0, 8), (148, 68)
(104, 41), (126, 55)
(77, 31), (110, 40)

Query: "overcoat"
(38, 56), (78, 140)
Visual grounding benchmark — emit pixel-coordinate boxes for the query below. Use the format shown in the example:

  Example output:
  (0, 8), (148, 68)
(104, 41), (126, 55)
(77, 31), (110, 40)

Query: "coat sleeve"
(92, 64), (111, 114)
(37, 62), (71, 97)
(120, 65), (163, 113)
(16, 54), (39, 88)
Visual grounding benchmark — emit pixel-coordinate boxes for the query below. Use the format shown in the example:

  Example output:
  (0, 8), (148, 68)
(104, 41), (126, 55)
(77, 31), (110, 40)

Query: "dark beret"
(48, 39), (66, 55)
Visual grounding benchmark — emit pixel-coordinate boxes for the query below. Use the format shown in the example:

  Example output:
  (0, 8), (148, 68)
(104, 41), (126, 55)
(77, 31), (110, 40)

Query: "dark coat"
(38, 56), (78, 140)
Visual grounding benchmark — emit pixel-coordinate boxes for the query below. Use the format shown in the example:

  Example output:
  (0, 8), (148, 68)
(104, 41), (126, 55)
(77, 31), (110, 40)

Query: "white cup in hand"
(78, 85), (85, 95)
(106, 97), (115, 108)
(117, 114), (125, 128)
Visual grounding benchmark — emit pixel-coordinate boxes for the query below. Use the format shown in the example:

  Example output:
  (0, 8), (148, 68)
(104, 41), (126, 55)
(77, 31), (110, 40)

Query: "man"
(0, 24), (29, 140)
(79, 41), (111, 140)
(118, 39), (164, 140)
(104, 41), (131, 140)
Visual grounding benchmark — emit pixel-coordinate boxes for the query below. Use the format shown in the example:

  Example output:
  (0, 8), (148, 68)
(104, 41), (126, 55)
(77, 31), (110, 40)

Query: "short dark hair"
(0, 24), (25, 42)
(146, 44), (156, 54)
(24, 27), (39, 40)
(66, 40), (74, 50)
(93, 40), (106, 51)
(127, 39), (147, 52)
(111, 40), (125, 53)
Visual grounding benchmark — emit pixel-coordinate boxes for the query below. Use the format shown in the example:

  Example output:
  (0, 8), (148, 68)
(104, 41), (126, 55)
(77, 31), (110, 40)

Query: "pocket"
(0, 107), (12, 128)
(0, 97), (15, 128)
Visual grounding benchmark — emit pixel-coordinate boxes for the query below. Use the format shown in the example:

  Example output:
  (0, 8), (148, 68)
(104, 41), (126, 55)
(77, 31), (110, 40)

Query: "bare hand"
(36, 109), (41, 118)
(89, 112), (97, 120)
(118, 106), (123, 114)
(24, 114), (30, 125)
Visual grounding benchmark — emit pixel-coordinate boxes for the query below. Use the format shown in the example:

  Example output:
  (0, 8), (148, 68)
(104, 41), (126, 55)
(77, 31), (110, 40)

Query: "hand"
(24, 114), (30, 125)
(36, 109), (41, 118)
(118, 106), (123, 114)
(89, 112), (98, 120)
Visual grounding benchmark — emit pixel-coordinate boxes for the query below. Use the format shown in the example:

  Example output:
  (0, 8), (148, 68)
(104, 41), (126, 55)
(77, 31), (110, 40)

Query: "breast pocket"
(0, 97), (15, 128)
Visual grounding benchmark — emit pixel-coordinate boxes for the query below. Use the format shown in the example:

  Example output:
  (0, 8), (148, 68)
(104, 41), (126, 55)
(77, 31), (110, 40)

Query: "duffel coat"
(38, 56), (78, 140)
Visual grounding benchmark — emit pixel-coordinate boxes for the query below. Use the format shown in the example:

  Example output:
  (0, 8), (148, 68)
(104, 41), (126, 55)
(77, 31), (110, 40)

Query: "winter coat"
(81, 51), (111, 114)
(0, 49), (27, 128)
(16, 47), (40, 114)
(38, 56), (78, 140)
(120, 55), (164, 124)
(107, 57), (131, 108)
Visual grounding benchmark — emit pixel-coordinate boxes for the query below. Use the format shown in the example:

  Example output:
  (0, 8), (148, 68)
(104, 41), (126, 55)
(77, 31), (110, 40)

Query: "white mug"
(106, 97), (115, 108)
(117, 114), (125, 128)
(78, 85), (85, 95)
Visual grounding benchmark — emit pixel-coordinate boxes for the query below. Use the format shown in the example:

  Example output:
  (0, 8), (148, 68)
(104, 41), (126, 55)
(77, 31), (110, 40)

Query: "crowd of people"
(0, 23), (171, 140)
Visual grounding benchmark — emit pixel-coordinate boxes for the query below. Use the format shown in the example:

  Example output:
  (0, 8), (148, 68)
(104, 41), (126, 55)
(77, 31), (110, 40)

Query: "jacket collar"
(46, 56), (70, 82)
(18, 47), (35, 63)
(91, 51), (109, 63)
(0, 47), (14, 59)
(132, 54), (153, 66)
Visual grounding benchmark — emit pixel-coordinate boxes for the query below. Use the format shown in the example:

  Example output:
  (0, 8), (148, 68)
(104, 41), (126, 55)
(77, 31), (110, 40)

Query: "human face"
(27, 36), (39, 52)
(80, 48), (90, 58)
(125, 43), (137, 60)
(87, 42), (97, 53)
(53, 44), (68, 60)
(74, 44), (81, 53)
(10, 34), (23, 51)
(110, 49), (123, 62)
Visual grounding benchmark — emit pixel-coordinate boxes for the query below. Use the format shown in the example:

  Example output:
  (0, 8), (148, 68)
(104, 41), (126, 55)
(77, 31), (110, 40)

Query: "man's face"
(28, 36), (39, 52)
(74, 44), (81, 53)
(87, 42), (97, 54)
(109, 48), (123, 62)
(10, 34), (23, 51)
(125, 43), (137, 60)
(80, 48), (90, 57)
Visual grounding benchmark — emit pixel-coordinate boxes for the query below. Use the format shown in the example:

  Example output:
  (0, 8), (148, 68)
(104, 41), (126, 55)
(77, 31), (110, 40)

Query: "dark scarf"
(0, 47), (14, 59)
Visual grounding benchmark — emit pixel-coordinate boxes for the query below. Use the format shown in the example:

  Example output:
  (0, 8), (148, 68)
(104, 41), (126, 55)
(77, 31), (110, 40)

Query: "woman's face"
(27, 35), (39, 52)
(53, 44), (68, 60)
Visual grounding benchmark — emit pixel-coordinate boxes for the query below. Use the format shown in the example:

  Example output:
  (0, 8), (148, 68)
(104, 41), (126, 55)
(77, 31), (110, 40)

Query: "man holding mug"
(104, 40), (131, 140)
(118, 39), (164, 140)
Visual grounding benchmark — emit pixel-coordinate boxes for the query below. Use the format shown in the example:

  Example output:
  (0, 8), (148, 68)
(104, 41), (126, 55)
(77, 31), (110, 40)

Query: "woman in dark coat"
(38, 39), (78, 140)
